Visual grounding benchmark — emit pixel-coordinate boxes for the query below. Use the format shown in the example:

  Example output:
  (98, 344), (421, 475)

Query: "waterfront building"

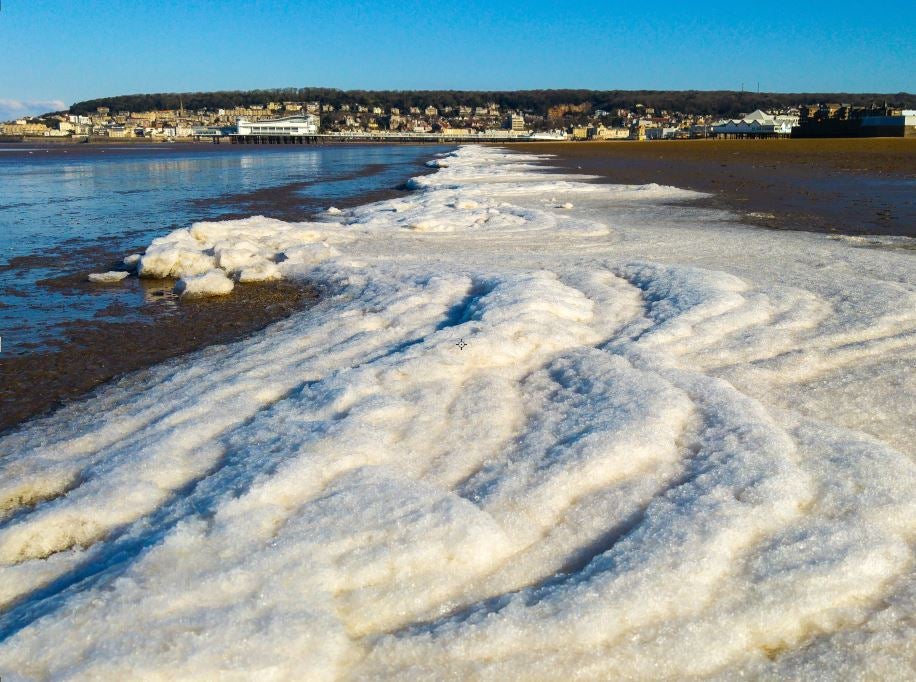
(508, 113), (527, 131)
(0, 121), (49, 136)
(588, 125), (629, 140)
(859, 110), (916, 137)
(105, 125), (132, 138)
(236, 114), (320, 136)
(793, 103), (916, 138)
(689, 123), (715, 138)
(629, 124), (647, 141)
(424, 106), (438, 117)
(711, 110), (796, 138)
(645, 126), (680, 140)
(569, 125), (589, 140)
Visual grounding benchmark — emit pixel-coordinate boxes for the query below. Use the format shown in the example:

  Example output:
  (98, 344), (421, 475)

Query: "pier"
(229, 132), (551, 145)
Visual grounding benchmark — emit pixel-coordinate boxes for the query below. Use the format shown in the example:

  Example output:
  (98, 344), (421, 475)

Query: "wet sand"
(0, 279), (314, 434)
(506, 138), (915, 236)
(1, 148), (438, 434)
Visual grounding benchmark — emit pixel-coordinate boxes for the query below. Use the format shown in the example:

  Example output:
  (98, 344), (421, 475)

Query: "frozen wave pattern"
(0, 146), (913, 680)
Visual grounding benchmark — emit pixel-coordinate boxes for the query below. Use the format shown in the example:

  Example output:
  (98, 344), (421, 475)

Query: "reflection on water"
(0, 144), (444, 351)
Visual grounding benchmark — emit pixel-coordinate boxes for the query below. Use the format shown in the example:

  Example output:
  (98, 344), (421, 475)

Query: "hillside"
(68, 88), (916, 117)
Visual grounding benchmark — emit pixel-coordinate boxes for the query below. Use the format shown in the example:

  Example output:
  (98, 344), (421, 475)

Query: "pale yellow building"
(1, 121), (49, 136)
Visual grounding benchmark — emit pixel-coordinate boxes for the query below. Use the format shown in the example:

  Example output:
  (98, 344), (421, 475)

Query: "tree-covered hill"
(69, 88), (916, 117)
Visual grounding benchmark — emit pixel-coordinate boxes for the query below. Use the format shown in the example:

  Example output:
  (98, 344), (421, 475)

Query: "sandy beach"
(506, 138), (916, 236)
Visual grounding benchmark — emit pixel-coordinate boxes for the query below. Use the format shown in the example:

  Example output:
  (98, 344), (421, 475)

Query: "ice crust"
(0, 146), (913, 680)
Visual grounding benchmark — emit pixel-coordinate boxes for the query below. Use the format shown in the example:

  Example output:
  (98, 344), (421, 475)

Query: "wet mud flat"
(506, 138), (916, 236)
(0, 273), (315, 434)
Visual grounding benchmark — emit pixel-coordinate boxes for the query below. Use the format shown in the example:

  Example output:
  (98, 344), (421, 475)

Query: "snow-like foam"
(0, 146), (913, 680)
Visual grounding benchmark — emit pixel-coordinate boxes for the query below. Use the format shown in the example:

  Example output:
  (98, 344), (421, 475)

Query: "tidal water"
(0, 143), (445, 352)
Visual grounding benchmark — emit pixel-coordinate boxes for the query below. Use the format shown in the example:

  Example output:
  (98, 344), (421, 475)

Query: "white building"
(711, 110), (797, 138)
(236, 114), (319, 136)
(508, 112), (527, 131)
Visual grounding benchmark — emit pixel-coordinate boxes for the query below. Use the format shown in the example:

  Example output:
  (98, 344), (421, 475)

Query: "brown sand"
(0, 279), (315, 434)
(504, 138), (915, 236)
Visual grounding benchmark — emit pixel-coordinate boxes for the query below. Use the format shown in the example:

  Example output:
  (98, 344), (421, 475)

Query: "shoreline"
(504, 138), (916, 237)
(0, 149), (440, 435)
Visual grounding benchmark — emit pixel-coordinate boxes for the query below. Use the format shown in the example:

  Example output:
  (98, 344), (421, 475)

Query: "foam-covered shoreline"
(0, 146), (913, 679)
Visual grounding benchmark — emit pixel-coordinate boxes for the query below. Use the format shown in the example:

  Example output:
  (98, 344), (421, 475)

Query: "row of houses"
(6, 99), (912, 140)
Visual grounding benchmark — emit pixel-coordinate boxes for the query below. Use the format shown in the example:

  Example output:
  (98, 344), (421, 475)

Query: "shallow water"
(0, 143), (446, 351)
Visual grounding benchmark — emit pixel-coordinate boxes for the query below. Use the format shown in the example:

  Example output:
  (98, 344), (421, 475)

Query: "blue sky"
(1, 0), (913, 118)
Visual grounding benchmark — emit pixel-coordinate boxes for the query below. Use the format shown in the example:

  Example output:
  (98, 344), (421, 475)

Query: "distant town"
(3, 90), (915, 142)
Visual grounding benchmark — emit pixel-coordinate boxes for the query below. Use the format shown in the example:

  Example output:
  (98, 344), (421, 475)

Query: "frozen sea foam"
(0, 146), (913, 680)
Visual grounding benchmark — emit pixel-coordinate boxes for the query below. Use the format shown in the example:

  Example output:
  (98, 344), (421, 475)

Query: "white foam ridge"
(0, 145), (913, 680)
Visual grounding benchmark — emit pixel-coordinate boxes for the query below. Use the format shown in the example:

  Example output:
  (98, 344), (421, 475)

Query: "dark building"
(793, 103), (916, 138)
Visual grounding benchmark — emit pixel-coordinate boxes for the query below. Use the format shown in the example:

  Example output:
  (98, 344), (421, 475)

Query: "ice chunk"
(174, 269), (234, 297)
(238, 260), (282, 282)
(138, 244), (216, 279)
(87, 271), (128, 283)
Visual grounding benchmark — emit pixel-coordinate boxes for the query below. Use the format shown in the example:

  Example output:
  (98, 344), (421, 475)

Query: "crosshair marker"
(455, 339), (468, 350)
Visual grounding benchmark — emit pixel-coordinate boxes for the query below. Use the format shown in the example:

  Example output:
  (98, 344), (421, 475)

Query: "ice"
(0, 146), (913, 679)
(87, 271), (128, 283)
(174, 269), (234, 297)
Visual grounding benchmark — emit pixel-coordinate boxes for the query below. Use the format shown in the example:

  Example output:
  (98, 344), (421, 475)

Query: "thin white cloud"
(0, 98), (67, 121)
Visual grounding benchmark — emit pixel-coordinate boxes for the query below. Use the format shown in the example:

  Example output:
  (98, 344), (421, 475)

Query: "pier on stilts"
(228, 133), (547, 145)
